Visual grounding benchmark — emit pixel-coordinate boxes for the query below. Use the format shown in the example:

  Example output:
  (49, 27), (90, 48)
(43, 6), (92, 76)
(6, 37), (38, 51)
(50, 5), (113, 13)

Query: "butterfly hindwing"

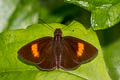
(36, 41), (57, 70)
(60, 36), (98, 70)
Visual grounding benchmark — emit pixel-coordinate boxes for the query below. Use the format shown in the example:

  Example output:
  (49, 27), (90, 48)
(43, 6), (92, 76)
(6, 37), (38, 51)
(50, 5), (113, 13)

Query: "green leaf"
(0, 0), (39, 32)
(97, 23), (120, 80)
(0, 0), (19, 32)
(103, 39), (120, 80)
(6, 0), (39, 31)
(38, 6), (63, 24)
(0, 0), (64, 32)
(64, 0), (120, 30)
(0, 21), (110, 80)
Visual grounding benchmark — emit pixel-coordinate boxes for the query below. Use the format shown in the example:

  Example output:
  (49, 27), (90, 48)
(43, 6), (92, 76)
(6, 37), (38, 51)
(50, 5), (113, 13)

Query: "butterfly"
(18, 27), (98, 70)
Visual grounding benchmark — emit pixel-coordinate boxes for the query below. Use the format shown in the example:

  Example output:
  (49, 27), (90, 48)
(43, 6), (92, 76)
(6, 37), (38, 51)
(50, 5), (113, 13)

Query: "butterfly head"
(54, 28), (62, 36)
(54, 28), (62, 41)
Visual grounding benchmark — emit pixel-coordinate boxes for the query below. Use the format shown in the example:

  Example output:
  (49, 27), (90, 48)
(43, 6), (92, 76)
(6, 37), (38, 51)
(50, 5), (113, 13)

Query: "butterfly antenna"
(62, 25), (69, 30)
(62, 23), (73, 31)
(38, 18), (55, 31)
(62, 19), (76, 31)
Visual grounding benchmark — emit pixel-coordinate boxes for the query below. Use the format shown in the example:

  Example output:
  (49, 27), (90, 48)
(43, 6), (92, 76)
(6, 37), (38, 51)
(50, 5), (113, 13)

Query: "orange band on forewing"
(31, 43), (39, 57)
(77, 43), (84, 57)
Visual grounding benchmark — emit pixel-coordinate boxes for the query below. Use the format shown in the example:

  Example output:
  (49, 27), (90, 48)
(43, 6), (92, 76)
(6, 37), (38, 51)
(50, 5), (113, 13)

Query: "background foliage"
(0, 0), (120, 80)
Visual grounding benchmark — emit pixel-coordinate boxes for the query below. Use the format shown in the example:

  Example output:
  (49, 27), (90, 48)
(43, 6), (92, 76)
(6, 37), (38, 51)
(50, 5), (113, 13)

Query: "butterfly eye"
(77, 43), (84, 57)
(31, 43), (39, 58)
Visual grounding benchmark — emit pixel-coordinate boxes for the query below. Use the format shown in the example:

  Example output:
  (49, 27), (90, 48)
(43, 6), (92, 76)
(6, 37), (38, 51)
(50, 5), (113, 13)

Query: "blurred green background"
(0, 0), (120, 80)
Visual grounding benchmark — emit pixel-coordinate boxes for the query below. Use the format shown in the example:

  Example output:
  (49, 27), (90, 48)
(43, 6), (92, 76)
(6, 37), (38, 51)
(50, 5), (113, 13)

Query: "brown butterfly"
(18, 28), (98, 70)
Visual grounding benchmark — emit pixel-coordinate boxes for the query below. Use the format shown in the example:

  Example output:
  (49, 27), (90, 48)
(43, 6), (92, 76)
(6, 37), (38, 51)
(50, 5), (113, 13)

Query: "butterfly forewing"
(18, 37), (53, 64)
(60, 36), (98, 70)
